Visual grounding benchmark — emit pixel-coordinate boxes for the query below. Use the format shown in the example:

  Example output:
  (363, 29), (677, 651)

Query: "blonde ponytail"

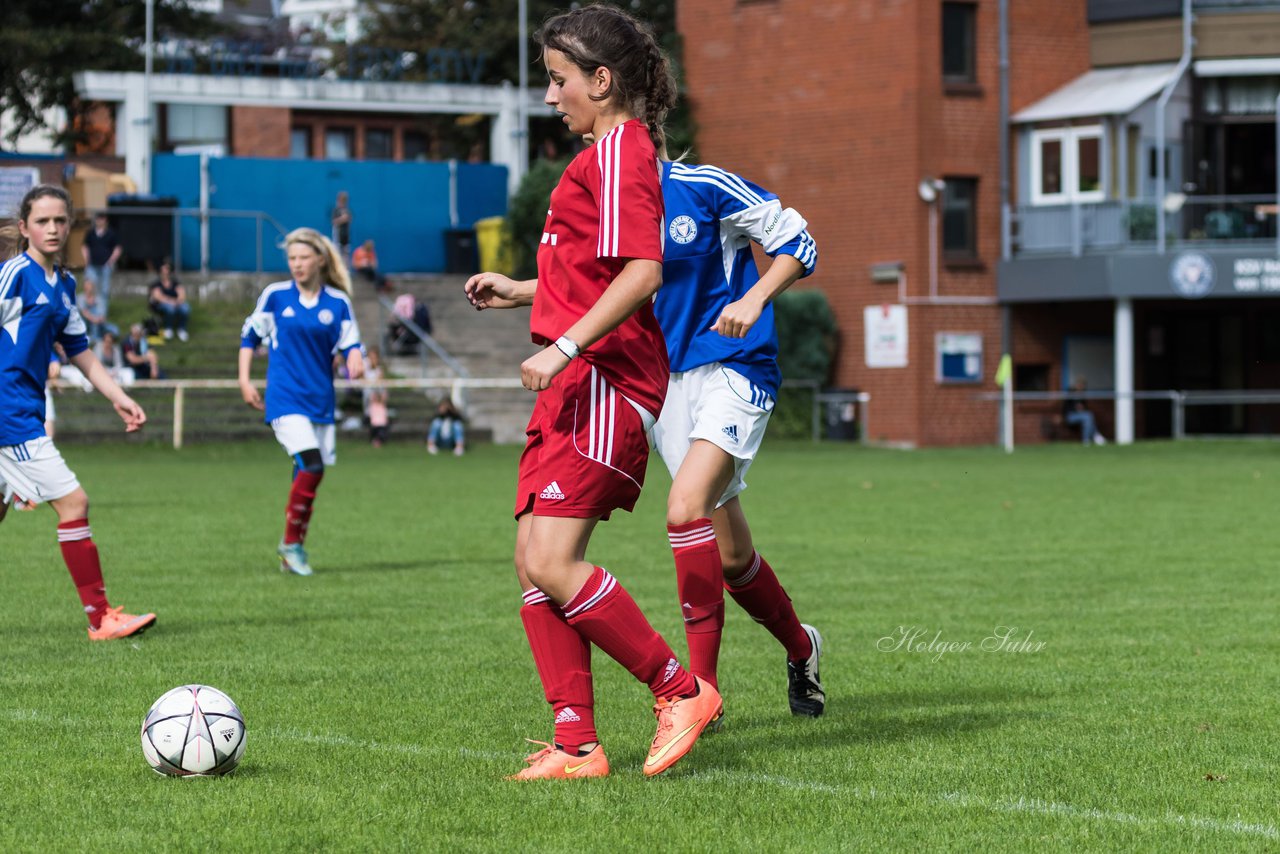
(284, 227), (352, 295)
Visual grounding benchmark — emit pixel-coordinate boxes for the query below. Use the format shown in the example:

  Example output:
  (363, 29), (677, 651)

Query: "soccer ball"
(141, 685), (246, 777)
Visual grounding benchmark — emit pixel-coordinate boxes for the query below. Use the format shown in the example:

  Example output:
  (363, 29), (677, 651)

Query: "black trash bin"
(823, 389), (860, 441)
(108, 194), (177, 269)
(443, 228), (478, 274)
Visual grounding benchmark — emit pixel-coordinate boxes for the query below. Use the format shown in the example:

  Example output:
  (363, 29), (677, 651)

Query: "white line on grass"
(6, 708), (1275, 841)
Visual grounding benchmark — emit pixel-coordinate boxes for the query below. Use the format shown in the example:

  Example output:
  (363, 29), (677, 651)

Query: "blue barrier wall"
(152, 155), (509, 274)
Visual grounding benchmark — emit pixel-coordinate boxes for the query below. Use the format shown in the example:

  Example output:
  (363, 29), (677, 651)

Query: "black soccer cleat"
(787, 624), (825, 717)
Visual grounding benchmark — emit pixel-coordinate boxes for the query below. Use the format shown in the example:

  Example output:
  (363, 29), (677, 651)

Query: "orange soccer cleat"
(87, 606), (157, 641)
(506, 740), (609, 781)
(643, 676), (723, 777)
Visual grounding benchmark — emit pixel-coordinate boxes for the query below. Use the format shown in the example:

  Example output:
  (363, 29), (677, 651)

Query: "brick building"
(680, 0), (1280, 445)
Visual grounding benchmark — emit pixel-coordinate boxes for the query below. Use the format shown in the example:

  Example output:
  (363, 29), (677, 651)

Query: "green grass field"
(2, 439), (1278, 851)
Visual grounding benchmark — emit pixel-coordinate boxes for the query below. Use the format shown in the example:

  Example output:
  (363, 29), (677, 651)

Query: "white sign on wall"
(864, 304), (908, 368)
(0, 167), (39, 218)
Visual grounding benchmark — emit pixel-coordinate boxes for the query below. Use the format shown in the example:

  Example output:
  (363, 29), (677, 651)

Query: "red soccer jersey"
(531, 119), (669, 417)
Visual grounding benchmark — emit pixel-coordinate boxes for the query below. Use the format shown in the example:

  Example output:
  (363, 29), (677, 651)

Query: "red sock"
(284, 470), (323, 545)
(668, 519), (725, 687)
(564, 567), (697, 700)
(58, 519), (109, 629)
(725, 551), (811, 660)
(519, 589), (597, 754)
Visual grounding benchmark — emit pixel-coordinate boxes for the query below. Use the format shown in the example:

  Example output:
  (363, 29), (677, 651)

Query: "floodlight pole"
(140, 0), (154, 194)
(516, 0), (529, 188)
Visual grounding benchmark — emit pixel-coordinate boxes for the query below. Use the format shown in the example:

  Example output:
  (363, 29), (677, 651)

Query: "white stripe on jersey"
(324, 285), (363, 352)
(242, 280), (293, 343)
(596, 125), (624, 257)
(0, 254), (31, 301)
(668, 163), (768, 210)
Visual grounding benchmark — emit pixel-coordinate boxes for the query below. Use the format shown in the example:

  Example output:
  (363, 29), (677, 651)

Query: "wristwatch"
(553, 335), (580, 361)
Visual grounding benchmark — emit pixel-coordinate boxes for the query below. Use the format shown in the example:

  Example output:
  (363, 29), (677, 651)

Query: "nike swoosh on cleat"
(563, 759), (596, 774)
(644, 723), (700, 768)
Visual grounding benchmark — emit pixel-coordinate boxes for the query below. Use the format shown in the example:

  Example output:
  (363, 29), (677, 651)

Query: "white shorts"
(271, 415), (337, 465)
(0, 437), (81, 504)
(649, 363), (774, 507)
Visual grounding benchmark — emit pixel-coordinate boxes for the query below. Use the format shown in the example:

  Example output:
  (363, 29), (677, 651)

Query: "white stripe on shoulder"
(668, 165), (767, 209)
(0, 254), (31, 300)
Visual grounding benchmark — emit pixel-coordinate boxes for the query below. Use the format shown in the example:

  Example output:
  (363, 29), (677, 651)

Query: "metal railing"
(52, 377), (521, 449)
(978, 388), (1280, 440)
(376, 294), (469, 380)
(85, 205), (290, 275)
(1011, 195), (1280, 256)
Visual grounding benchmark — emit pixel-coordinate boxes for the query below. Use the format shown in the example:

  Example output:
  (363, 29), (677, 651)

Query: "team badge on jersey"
(317, 309), (334, 326)
(668, 215), (697, 245)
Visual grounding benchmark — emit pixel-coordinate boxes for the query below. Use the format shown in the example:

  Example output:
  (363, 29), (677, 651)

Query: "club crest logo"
(317, 309), (334, 325)
(668, 215), (697, 245)
(1169, 251), (1215, 299)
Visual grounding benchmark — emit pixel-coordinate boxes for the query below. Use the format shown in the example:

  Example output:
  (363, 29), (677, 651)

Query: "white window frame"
(1030, 125), (1106, 206)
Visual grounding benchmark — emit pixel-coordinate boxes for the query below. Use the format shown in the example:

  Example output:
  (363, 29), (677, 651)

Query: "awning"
(1013, 63), (1180, 123)
(1194, 58), (1280, 77)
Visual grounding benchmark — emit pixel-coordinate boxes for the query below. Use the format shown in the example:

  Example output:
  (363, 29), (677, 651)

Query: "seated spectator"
(1063, 379), (1107, 446)
(427, 398), (466, 456)
(94, 329), (135, 386)
(148, 259), (191, 342)
(352, 239), (390, 293)
(78, 278), (117, 342)
(122, 323), (162, 380)
(388, 293), (433, 355)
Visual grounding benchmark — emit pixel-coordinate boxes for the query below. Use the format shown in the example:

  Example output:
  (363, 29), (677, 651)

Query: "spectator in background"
(331, 191), (352, 261)
(122, 323), (161, 379)
(93, 330), (133, 386)
(1063, 379), (1107, 446)
(427, 397), (466, 457)
(352, 239), (390, 293)
(148, 259), (191, 342)
(78, 278), (116, 343)
(81, 213), (121, 301)
(388, 292), (432, 355)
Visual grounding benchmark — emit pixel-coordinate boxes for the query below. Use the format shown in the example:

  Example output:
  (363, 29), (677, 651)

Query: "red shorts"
(514, 359), (656, 520)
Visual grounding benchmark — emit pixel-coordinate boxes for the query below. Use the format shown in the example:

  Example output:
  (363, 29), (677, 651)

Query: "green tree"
(507, 155), (569, 278)
(355, 1), (692, 159)
(0, 1), (220, 148)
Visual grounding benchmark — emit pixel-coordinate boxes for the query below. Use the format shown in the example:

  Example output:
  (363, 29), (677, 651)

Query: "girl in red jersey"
(465, 3), (721, 780)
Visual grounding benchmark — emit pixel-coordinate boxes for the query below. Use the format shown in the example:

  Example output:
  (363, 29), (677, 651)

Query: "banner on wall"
(864, 304), (908, 368)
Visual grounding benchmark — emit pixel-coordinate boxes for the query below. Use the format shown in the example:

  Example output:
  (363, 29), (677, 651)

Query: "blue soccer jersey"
(655, 162), (818, 397)
(0, 253), (90, 444)
(240, 281), (362, 424)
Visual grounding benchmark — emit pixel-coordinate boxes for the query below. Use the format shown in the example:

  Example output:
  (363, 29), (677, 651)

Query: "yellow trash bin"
(474, 216), (513, 275)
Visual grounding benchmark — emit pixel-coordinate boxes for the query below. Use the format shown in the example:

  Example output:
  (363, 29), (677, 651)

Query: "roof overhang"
(1013, 63), (1180, 123)
(1194, 57), (1280, 77)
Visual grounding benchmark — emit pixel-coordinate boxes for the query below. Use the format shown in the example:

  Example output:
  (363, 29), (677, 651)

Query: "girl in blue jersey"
(0, 185), (156, 640)
(650, 162), (826, 718)
(239, 227), (364, 576)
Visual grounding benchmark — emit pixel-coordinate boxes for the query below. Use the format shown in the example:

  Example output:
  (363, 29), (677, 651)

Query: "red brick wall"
(230, 106), (291, 158)
(679, 0), (1091, 445)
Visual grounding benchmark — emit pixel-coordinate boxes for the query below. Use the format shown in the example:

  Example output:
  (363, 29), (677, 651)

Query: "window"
(403, 132), (429, 161)
(942, 177), (978, 258)
(166, 104), (227, 147)
(1030, 126), (1105, 205)
(290, 127), (311, 159)
(325, 128), (354, 160)
(365, 128), (393, 160)
(941, 2), (977, 84)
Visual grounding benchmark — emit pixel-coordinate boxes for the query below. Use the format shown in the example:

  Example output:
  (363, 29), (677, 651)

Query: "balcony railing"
(1011, 195), (1280, 256)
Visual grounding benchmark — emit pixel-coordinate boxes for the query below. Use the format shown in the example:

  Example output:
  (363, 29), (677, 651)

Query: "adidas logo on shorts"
(721, 424), (740, 444)
(539, 481), (566, 500)
(554, 707), (582, 724)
